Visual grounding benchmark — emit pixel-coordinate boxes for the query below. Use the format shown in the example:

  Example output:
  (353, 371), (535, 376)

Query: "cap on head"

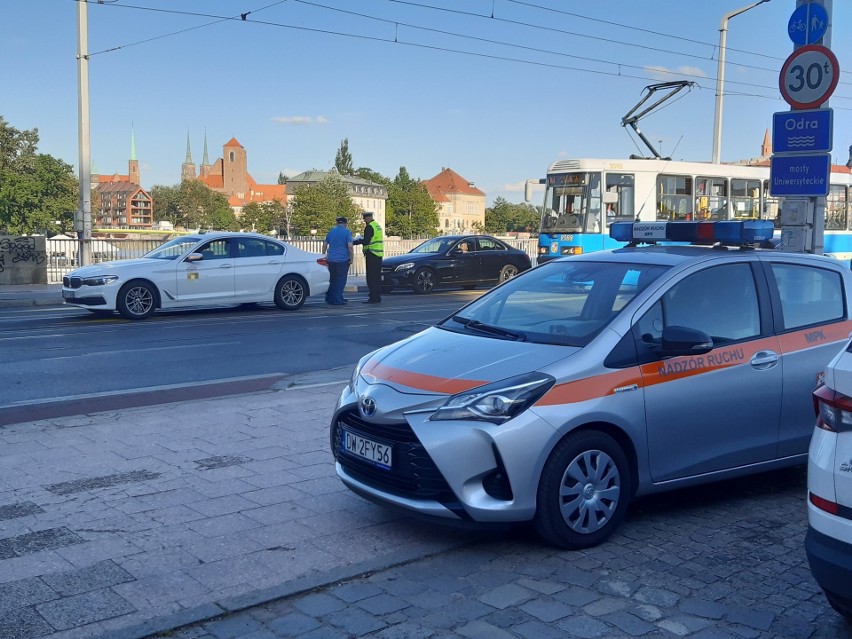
(336, 216), (347, 224)
(362, 211), (374, 218)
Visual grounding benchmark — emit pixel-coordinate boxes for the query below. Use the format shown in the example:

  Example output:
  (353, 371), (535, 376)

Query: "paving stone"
(602, 610), (657, 636)
(44, 470), (160, 495)
(356, 593), (410, 615)
(373, 621), (437, 639)
(555, 615), (615, 638)
(204, 613), (267, 639)
(293, 592), (348, 617)
(518, 597), (573, 622)
(456, 619), (516, 639)
(0, 606), (55, 639)
(36, 588), (136, 630)
(40, 559), (134, 596)
(327, 606), (387, 635)
(0, 576), (57, 613)
(476, 583), (533, 609)
(266, 611), (322, 636)
(329, 581), (385, 603)
(0, 501), (44, 521)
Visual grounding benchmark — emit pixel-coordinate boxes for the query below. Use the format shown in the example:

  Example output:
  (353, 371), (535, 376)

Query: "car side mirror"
(185, 253), (203, 262)
(660, 326), (713, 356)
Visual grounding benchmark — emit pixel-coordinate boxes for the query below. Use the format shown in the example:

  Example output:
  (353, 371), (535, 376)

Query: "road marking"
(40, 341), (239, 361)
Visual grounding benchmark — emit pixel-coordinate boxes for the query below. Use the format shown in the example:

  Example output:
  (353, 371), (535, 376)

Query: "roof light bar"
(610, 220), (774, 245)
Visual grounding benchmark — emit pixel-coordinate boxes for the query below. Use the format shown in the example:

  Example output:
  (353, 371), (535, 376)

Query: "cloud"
(645, 65), (707, 81)
(271, 115), (330, 125)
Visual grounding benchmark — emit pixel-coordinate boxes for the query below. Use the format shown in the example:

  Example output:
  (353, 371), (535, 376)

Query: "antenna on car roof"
(621, 81), (695, 160)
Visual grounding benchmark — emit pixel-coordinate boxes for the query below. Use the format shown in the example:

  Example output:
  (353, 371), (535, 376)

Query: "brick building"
(422, 167), (486, 234)
(91, 130), (154, 229)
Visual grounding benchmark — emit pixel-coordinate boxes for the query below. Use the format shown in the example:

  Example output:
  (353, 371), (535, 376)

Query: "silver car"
(331, 221), (852, 548)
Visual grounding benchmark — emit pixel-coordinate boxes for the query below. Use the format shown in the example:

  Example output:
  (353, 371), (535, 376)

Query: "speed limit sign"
(779, 44), (840, 109)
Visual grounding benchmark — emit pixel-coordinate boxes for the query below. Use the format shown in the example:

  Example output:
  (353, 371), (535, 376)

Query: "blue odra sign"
(770, 154), (831, 197)
(772, 108), (833, 154)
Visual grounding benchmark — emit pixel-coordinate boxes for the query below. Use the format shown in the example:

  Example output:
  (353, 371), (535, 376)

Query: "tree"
(334, 138), (353, 175)
(386, 166), (438, 238)
(241, 200), (287, 234)
(151, 181), (236, 230)
(0, 117), (77, 235)
(290, 173), (359, 236)
(485, 197), (540, 234)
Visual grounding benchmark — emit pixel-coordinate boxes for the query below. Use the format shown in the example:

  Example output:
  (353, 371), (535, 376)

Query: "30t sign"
(780, 44), (840, 110)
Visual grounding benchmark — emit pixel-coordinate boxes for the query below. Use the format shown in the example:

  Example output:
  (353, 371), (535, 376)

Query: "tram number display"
(779, 44), (840, 110)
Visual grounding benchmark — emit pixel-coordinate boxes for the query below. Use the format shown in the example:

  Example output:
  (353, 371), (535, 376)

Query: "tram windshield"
(540, 172), (601, 234)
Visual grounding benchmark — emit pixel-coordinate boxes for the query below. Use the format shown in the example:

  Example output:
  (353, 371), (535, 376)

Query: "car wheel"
(499, 264), (520, 282)
(826, 591), (852, 620)
(534, 430), (631, 549)
(116, 280), (157, 320)
(412, 268), (436, 294)
(274, 275), (307, 310)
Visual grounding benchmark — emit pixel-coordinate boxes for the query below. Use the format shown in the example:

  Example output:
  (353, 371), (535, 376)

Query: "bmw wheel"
(116, 281), (157, 320)
(412, 268), (436, 294)
(499, 264), (520, 283)
(534, 430), (631, 549)
(274, 275), (307, 310)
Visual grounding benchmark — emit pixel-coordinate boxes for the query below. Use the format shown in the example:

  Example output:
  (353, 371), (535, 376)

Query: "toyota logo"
(360, 396), (377, 417)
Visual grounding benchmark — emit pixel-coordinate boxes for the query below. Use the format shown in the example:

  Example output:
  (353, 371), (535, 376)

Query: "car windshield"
(411, 237), (457, 254)
(143, 236), (202, 260)
(440, 259), (670, 346)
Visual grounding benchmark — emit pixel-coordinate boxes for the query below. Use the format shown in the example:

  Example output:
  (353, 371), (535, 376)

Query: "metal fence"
(46, 236), (538, 283)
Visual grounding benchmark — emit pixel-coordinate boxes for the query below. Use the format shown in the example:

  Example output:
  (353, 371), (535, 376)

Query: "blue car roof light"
(610, 220), (774, 247)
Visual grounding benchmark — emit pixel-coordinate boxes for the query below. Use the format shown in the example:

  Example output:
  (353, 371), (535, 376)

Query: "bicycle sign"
(788, 3), (828, 46)
(779, 44), (839, 110)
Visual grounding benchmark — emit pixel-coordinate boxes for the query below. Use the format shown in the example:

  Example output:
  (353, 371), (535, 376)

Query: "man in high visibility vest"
(354, 211), (384, 304)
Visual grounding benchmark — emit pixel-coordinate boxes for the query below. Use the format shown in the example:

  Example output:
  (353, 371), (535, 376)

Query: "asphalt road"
(0, 289), (482, 409)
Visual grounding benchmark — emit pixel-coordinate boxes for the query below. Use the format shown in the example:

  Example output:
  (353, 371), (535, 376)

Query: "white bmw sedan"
(62, 232), (329, 319)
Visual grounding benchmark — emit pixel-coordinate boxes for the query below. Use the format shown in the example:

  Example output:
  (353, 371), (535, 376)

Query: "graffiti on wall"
(0, 235), (48, 284)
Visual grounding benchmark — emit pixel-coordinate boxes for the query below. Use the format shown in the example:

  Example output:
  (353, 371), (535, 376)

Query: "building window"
(229, 151), (235, 162)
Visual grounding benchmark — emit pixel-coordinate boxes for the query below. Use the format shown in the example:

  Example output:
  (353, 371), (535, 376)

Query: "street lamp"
(712, 0), (772, 164)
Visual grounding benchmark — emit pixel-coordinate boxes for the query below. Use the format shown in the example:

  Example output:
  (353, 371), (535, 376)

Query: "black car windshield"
(440, 260), (670, 346)
(144, 236), (202, 260)
(411, 237), (458, 254)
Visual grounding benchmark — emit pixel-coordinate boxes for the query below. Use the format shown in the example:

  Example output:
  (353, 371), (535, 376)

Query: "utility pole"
(76, 0), (92, 266)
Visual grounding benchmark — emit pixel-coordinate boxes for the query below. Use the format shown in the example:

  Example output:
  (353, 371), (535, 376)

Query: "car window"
(477, 238), (505, 251)
(443, 260), (670, 346)
(145, 236), (202, 260)
(237, 238), (268, 258)
(412, 238), (453, 254)
(636, 263), (760, 345)
(197, 239), (230, 260)
(266, 241), (284, 256)
(771, 263), (844, 330)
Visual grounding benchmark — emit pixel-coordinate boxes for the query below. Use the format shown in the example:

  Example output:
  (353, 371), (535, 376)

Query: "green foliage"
(0, 117), (77, 235)
(485, 197), (540, 234)
(334, 138), (354, 175)
(386, 166), (438, 238)
(241, 200), (288, 234)
(151, 181), (237, 231)
(290, 174), (360, 236)
(355, 167), (390, 186)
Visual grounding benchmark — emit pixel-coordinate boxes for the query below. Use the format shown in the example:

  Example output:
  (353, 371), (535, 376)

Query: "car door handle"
(268, 260), (281, 264)
(219, 264), (232, 269)
(750, 351), (779, 368)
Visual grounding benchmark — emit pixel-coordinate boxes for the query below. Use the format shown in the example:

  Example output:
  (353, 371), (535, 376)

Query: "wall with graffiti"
(0, 236), (48, 285)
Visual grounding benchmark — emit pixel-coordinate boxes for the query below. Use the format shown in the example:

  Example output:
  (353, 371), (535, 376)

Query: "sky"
(2, 0), (851, 206)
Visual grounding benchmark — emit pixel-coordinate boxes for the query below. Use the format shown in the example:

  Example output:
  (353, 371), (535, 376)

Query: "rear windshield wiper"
(451, 315), (526, 341)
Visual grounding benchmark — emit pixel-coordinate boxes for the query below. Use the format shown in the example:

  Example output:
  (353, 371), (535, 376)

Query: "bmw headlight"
(430, 372), (555, 424)
(394, 262), (416, 272)
(81, 275), (119, 287)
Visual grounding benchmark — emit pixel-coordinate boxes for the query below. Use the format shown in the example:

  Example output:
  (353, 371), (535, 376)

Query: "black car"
(381, 235), (532, 294)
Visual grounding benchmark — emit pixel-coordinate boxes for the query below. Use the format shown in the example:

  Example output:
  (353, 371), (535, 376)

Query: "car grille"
(64, 276), (82, 289)
(332, 409), (456, 503)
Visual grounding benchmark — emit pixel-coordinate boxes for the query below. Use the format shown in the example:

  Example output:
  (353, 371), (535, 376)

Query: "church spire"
(202, 129), (209, 166)
(128, 124), (140, 185)
(181, 129), (197, 182)
(185, 131), (193, 163)
(130, 125), (137, 161)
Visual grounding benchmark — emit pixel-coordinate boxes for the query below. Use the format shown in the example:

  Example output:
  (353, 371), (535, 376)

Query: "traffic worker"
(354, 211), (383, 304)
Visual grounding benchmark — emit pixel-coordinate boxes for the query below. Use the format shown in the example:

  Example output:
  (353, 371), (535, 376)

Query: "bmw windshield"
(440, 260), (670, 346)
(144, 236), (202, 260)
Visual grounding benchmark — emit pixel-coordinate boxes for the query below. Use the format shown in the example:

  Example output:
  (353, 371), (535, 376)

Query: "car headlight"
(394, 262), (416, 272)
(430, 372), (555, 424)
(81, 275), (119, 286)
(349, 354), (371, 391)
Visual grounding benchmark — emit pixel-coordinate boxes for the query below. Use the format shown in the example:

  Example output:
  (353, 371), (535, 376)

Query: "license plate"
(62, 290), (75, 299)
(341, 428), (392, 469)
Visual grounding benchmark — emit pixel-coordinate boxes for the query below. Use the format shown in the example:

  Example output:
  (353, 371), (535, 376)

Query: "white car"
(62, 232), (329, 319)
(808, 338), (852, 621)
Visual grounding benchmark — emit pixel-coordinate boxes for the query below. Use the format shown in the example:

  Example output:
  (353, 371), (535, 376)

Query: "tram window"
(827, 185), (847, 230)
(657, 174), (692, 221)
(696, 177), (728, 220)
(605, 173), (635, 225)
(731, 179), (761, 219)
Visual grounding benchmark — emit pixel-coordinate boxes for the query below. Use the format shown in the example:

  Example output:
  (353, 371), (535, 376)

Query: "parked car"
(62, 232), (329, 319)
(381, 235), (532, 294)
(331, 220), (852, 549)
(806, 339), (852, 621)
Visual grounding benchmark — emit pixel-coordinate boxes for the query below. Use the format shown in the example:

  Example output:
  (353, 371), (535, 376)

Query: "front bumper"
(330, 380), (559, 524)
(381, 268), (414, 288)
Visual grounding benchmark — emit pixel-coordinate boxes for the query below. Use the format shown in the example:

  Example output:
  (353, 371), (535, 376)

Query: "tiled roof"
(96, 181), (147, 197)
(224, 137), (242, 148)
(198, 173), (224, 189)
(423, 167), (485, 199)
(98, 173), (129, 183)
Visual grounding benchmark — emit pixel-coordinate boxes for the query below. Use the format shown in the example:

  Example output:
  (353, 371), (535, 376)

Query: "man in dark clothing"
(353, 211), (383, 304)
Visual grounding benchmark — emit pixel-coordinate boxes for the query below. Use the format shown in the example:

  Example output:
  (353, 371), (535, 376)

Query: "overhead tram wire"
(79, 0), (852, 108)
